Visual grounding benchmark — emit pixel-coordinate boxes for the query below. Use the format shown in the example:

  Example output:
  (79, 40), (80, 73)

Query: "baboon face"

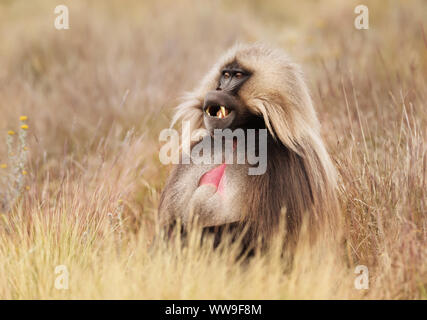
(202, 63), (258, 133)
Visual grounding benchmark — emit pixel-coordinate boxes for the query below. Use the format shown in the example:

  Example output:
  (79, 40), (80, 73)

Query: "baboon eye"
(223, 72), (231, 79)
(235, 72), (243, 78)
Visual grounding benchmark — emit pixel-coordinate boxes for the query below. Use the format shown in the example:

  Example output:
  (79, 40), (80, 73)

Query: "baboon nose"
(204, 91), (231, 109)
(203, 91), (239, 114)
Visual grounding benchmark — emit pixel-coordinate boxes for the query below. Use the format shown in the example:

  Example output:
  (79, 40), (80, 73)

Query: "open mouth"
(205, 105), (231, 119)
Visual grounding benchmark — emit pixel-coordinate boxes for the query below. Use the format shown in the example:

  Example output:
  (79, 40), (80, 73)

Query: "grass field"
(0, 0), (426, 299)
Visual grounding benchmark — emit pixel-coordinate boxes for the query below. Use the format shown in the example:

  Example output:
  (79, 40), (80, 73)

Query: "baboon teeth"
(217, 106), (229, 118)
(207, 105), (229, 118)
(217, 109), (224, 118)
(221, 106), (228, 117)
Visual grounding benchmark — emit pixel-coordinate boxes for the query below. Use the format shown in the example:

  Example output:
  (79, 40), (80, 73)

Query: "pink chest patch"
(199, 164), (226, 195)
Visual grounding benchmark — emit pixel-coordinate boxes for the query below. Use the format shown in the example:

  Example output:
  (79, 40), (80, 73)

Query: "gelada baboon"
(159, 43), (339, 248)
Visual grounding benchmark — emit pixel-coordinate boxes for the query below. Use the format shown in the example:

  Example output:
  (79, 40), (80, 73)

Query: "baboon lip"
(198, 164), (226, 194)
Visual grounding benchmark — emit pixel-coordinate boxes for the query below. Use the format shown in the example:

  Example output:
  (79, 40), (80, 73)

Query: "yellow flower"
(21, 124), (29, 130)
(20, 116), (28, 121)
(23, 147), (29, 151)
(7, 130), (15, 135)
(0, 164), (7, 169)
(25, 186), (30, 191)
(22, 170), (28, 175)
(118, 199), (124, 205)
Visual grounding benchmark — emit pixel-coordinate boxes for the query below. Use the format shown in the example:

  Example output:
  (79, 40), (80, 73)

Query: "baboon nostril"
(216, 87), (222, 91)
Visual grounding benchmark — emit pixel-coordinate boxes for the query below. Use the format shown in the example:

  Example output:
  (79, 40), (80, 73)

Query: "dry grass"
(0, 0), (426, 299)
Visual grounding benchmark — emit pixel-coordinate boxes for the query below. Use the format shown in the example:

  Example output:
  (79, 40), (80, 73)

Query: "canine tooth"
(220, 106), (227, 117)
(206, 106), (211, 115)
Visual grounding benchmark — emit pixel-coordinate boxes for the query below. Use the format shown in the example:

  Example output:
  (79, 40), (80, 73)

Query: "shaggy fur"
(160, 43), (339, 245)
